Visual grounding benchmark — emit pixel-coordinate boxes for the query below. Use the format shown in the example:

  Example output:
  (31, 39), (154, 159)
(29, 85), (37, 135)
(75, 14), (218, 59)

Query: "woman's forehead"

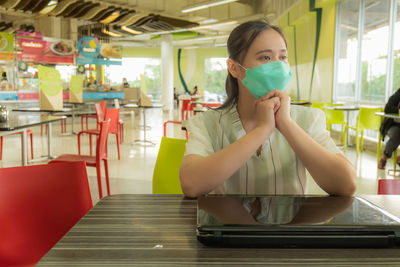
(248, 29), (286, 53)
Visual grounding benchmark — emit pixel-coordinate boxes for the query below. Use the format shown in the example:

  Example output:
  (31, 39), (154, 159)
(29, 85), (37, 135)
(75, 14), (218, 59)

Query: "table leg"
(47, 122), (54, 158)
(71, 105), (76, 134)
(133, 108), (156, 146)
(21, 129), (27, 166)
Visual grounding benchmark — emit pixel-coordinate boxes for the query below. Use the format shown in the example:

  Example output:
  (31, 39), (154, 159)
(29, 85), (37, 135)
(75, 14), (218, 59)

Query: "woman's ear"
(227, 58), (241, 79)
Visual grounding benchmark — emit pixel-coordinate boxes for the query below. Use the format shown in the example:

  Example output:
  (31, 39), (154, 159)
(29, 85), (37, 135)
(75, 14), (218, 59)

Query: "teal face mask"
(239, 61), (292, 99)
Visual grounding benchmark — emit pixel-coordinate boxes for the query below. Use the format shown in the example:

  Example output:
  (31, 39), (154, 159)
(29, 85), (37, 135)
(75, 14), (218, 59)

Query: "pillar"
(161, 34), (173, 111)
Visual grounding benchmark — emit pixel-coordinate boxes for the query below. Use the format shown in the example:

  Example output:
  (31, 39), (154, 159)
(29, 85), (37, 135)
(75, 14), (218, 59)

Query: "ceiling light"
(175, 34), (229, 43)
(191, 20), (237, 30)
(102, 28), (122, 37)
(181, 0), (238, 13)
(201, 19), (218, 24)
(101, 12), (120, 24)
(195, 35), (229, 41)
(121, 26), (143, 35)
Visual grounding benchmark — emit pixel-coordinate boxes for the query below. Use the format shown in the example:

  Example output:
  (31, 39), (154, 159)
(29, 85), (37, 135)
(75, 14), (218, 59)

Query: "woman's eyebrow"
(255, 49), (287, 55)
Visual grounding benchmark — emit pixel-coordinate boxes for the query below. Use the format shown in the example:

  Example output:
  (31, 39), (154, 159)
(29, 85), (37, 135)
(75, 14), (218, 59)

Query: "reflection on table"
(37, 194), (400, 266)
(0, 113), (65, 166)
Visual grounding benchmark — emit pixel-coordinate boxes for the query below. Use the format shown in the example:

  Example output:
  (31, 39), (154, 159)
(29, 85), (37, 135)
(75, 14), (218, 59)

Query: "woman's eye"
(280, 55), (288, 60)
(262, 56), (270, 61)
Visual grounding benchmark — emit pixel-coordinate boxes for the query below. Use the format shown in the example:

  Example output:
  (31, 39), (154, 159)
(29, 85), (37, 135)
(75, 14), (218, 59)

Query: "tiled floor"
(0, 108), (396, 204)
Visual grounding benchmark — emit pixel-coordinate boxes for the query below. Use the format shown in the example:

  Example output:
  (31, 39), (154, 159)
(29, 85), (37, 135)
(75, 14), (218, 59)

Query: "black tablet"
(197, 195), (400, 248)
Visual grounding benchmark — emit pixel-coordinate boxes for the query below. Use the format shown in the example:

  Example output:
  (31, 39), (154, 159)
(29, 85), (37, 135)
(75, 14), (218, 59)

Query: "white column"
(161, 34), (174, 111)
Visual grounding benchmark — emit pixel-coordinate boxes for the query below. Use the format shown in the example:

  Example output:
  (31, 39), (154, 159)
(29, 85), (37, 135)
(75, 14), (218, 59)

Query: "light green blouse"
(184, 104), (341, 195)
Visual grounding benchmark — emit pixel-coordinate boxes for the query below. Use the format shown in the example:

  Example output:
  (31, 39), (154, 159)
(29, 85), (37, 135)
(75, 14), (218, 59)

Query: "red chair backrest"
(0, 161), (93, 266)
(96, 119), (111, 162)
(181, 99), (190, 110)
(378, 179), (400, 195)
(95, 103), (104, 123)
(104, 108), (120, 134)
(100, 101), (107, 114)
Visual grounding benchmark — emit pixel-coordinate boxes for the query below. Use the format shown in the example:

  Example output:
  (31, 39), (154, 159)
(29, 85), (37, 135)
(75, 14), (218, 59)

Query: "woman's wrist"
(276, 117), (295, 136)
(252, 125), (274, 142)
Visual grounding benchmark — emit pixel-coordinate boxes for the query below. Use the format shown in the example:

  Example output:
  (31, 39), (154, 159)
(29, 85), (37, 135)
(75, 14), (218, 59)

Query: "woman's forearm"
(180, 127), (271, 197)
(278, 119), (357, 196)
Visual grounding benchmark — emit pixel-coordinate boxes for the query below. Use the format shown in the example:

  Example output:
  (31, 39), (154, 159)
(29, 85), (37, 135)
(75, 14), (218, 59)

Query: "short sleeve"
(184, 113), (215, 157)
(293, 106), (342, 154)
(307, 108), (342, 154)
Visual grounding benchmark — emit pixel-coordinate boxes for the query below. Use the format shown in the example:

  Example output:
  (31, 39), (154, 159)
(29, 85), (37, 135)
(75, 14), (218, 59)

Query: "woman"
(179, 20), (356, 197)
(378, 88), (400, 169)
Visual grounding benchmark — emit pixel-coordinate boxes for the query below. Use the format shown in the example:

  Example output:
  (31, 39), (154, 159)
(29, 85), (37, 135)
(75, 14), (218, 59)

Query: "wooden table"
(38, 194), (400, 266)
(0, 113), (65, 165)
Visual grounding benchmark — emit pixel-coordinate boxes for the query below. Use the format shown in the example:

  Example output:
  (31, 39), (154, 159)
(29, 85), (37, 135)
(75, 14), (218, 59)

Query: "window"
(335, 0), (360, 102)
(391, 1), (400, 93)
(204, 57), (227, 102)
(104, 57), (161, 101)
(360, 0), (389, 103)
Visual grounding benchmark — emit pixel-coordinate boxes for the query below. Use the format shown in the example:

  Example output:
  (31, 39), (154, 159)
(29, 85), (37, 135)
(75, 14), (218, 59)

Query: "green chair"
(346, 107), (383, 163)
(152, 137), (187, 194)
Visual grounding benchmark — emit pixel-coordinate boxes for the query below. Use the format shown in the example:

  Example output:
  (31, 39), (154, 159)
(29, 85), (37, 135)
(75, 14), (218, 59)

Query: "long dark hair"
(218, 20), (287, 109)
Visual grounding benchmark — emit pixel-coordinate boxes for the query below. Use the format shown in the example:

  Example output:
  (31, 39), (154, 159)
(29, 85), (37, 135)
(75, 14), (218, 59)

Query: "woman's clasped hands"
(254, 90), (291, 136)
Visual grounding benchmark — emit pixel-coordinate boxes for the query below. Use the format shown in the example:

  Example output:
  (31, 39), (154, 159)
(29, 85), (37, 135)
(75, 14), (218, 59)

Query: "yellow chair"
(152, 137), (187, 194)
(346, 107), (383, 163)
(313, 103), (348, 151)
(324, 107), (348, 152)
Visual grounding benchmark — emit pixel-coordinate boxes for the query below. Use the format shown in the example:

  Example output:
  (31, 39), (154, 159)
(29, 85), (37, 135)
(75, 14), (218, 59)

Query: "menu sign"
(77, 36), (122, 65)
(38, 65), (63, 111)
(17, 31), (74, 64)
(0, 32), (14, 60)
(69, 75), (83, 103)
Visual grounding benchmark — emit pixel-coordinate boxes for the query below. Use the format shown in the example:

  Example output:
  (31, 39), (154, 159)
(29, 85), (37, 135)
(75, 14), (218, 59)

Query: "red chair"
(77, 103), (104, 157)
(378, 179), (400, 195)
(185, 102), (196, 120)
(0, 161), (93, 266)
(41, 115), (67, 135)
(163, 120), (188, 140)
(51, 120), (111, 199)
(81, 101), (107, 130)
(0, 129), (34, 160)
(78, 108), (121, 160)
(181, 99), (191, 120)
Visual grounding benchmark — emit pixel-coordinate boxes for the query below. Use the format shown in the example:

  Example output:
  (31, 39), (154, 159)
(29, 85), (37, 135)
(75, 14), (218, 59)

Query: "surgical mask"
(239, 61), (292, 99)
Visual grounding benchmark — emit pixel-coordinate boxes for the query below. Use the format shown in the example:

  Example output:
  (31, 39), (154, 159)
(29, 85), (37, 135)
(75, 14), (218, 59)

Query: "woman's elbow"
(179, 168), (201, 198)
(338, 169), (357, 196)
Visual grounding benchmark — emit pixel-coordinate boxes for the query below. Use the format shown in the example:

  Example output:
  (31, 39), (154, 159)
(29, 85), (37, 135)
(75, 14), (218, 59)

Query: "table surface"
(38, 194), (400, 266)
(12, 107), (72, 113)
(323, 105), (361, 111)
(0, 113), (65, 131)
(123, 103), (163, 109)
(375, 112), (400, 119)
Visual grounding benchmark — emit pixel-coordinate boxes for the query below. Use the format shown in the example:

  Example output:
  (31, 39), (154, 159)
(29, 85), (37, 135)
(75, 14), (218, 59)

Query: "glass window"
(335, 0), (360, 103)
(204, 57), (227, 102)
(360, 0), (389, 103)
(104, 57), (161, 101)
(391, 0), (400, 93)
